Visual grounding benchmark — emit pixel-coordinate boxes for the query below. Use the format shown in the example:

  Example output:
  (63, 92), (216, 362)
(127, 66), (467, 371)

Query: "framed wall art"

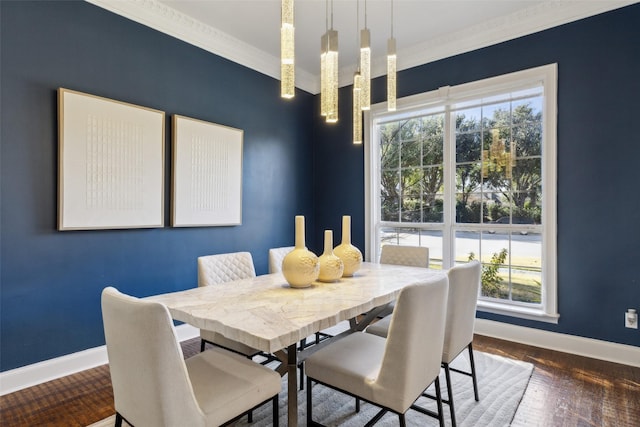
(58, 88), (165, 230)
(171, 115), (243, 227)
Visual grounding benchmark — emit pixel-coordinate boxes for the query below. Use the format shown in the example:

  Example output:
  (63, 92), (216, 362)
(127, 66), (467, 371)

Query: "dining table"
(147, 261), (447, 426)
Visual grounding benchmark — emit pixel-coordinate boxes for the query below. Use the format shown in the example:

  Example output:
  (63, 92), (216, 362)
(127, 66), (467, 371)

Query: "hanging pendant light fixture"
(320, 1), (328, 117)
(353, 71), (363, 144)
(325, 28), (339, 123)
(387, 0), (396, 111)
(321, 0), (338, 123)
(280, 0), (295, 99)
(353, 1), (362, 144)
(360, 0), (371, 111)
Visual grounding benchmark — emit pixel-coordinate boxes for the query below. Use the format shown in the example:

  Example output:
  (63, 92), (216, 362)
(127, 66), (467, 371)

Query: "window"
(365, 64), (558, 323)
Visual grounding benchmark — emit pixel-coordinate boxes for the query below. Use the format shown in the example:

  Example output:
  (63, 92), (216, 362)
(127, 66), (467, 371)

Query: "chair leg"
(398, 413), (406, 427)
(356, 397), (360, 412)
(200, 339), (206, 352)
(468, 343), (480, 401)
(434, 376), (445, 427)
(299, 362), (305, 390)
(443, 363), (456, 427)
(272, 394), (279, 427)
(306, 376), (314, 425)
(114, 412), (123, 427)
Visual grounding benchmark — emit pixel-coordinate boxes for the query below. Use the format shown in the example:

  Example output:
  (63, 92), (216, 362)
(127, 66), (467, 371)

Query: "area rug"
(88, 350), (533, 427)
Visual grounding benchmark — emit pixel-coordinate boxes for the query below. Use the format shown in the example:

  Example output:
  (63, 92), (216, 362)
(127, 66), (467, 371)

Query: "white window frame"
(364, 63), (558, 323)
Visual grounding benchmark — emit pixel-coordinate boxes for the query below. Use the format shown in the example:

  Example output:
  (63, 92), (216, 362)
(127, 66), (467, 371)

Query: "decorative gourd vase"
(282, 216), (320, 288)
(333, 216), (363, 277)
(318, 230), (344, 282)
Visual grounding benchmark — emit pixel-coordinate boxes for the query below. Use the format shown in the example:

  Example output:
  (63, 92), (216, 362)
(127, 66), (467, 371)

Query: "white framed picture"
(171, 115), (243, 227)
(58, 88), (165, 230)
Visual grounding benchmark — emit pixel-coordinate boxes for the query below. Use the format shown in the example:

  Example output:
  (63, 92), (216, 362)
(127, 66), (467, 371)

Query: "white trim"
(478, 300), (559, 324)
(2, 321), (638, 397)
(85, 0), (318, 94)
(86, 0), (636, 94)
(0, 324), (199, 396)
(366, 64), (559, 322)
(371, 1), (636, 86)
(475, 318), (640, 368)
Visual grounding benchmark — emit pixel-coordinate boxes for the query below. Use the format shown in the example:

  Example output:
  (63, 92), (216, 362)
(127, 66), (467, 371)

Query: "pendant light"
(353, 72), (363, 144)
(280, 0), (294, 99)
(387, 0), (396, 111)
(360, 0), (371, 111)
(353, 1), (362, 144)
(321, 0), (338, 123)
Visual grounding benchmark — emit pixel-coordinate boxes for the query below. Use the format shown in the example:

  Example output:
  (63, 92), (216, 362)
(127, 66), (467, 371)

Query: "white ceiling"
(88, 0), (636, 94)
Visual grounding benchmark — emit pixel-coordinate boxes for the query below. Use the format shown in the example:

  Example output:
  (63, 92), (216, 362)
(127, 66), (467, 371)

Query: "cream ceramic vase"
(333, 216), (363, 277)
(318, 230), (344, 282)
(282, 216), (320, 288)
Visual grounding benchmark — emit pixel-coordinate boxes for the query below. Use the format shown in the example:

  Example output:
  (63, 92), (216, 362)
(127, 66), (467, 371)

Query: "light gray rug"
(89, 350), (533, 427)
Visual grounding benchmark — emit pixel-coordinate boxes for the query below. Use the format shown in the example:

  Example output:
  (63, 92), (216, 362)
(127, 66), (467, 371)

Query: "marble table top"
(147, 262), (446, 353)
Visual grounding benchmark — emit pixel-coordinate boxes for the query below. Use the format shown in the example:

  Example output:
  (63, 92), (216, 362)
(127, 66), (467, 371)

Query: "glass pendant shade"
(325, 29), (339, 123)
(280, 0), (294, 99)
(320, 33), (328, 116)
(353, 72), (362, 144)
(360, 28), (371, 111)
(387, 37), (396, 111)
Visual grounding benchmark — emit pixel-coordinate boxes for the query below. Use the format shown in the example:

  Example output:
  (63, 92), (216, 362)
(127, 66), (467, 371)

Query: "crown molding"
(85, 0), (318, 94)
(359, 0), (638, 87)
(87, 0), (635, 95)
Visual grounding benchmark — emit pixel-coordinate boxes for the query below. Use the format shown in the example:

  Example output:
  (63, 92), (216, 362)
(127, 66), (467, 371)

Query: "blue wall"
(1, 2), (639, 372)
(0, 1), (317, 371)
(314, 4), (640, 347)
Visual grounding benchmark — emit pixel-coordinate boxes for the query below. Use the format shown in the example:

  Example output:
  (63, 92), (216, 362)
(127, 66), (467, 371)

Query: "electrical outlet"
(625, 309), (638, 329)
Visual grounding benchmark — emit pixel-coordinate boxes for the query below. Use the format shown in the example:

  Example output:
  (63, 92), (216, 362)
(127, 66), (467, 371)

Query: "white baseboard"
(0, 324), (199, 396)
(2, 321), (638, 396)
(474, 318), (640, 368)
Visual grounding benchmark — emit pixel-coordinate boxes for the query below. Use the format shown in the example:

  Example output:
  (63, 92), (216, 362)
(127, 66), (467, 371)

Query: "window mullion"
(442, 105), (455, 269)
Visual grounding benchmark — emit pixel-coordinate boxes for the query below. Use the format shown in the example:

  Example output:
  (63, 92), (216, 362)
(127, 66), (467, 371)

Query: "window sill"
(477, 300), (559, 324)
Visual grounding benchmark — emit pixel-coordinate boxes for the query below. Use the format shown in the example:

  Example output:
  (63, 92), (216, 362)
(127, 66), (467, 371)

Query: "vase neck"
(295, 216), (306, 249)
(323, 230), (333, 255)
(342, 216), (351, 245)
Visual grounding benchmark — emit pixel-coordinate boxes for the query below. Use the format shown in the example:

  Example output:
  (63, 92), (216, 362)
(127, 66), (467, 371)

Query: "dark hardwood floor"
(1, 335), (638, 426)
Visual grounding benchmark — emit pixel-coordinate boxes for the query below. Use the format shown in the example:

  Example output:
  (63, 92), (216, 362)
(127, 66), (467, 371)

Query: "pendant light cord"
(391, 0), (394, 38)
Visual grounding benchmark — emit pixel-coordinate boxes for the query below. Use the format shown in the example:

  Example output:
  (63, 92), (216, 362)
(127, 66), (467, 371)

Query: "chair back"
(375, 275), (449, 413)
(379, 245), (429, 268)
(268, 246), (294, 273)
(101, 287), (204, 426)
(198, 251), (256, 287)
(442, 260), (482, 363)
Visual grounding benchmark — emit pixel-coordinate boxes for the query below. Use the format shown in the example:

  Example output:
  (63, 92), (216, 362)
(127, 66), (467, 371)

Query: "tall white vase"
(282, 216), (320, 288)
(318, 230), (344, 282)
(333, 216), (363, 277)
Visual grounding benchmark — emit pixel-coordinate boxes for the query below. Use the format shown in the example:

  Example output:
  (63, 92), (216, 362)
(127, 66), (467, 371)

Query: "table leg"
(287, 343), (298, 426)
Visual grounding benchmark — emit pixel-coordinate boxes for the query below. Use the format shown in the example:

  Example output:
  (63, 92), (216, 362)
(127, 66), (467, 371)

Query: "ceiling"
(88, 0), (636, 94)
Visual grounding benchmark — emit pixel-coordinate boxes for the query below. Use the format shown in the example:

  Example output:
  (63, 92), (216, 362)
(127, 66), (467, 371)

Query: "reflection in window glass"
(377, 87), (546, 307)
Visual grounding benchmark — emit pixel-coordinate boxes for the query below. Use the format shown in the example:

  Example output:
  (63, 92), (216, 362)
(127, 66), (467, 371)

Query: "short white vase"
(333, 215), (363, 277)
(318, 230), (344, 282)
(282, 215), (320, 288)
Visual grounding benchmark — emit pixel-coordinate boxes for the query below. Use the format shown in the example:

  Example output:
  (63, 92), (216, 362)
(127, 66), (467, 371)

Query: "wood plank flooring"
(1, 335), (638, 426)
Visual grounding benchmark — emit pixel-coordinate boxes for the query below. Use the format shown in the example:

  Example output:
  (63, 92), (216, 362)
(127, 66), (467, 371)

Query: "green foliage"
(468, 248), (508, 298)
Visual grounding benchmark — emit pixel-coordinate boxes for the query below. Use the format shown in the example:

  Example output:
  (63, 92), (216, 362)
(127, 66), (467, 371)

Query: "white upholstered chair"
(197, 252), (263, 357)
(367, 260), (482, 427)
(268, 246), (294, 274)
(305, 275), (450, 427)
(379, 244), (430, 268)
(377, 244), (430, 316)
(101, 286), (281, 427)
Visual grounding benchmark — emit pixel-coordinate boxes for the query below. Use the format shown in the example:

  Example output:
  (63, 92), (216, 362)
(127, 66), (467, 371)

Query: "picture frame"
(58, 88), (165, 230)
(171, 115), (243, 227)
